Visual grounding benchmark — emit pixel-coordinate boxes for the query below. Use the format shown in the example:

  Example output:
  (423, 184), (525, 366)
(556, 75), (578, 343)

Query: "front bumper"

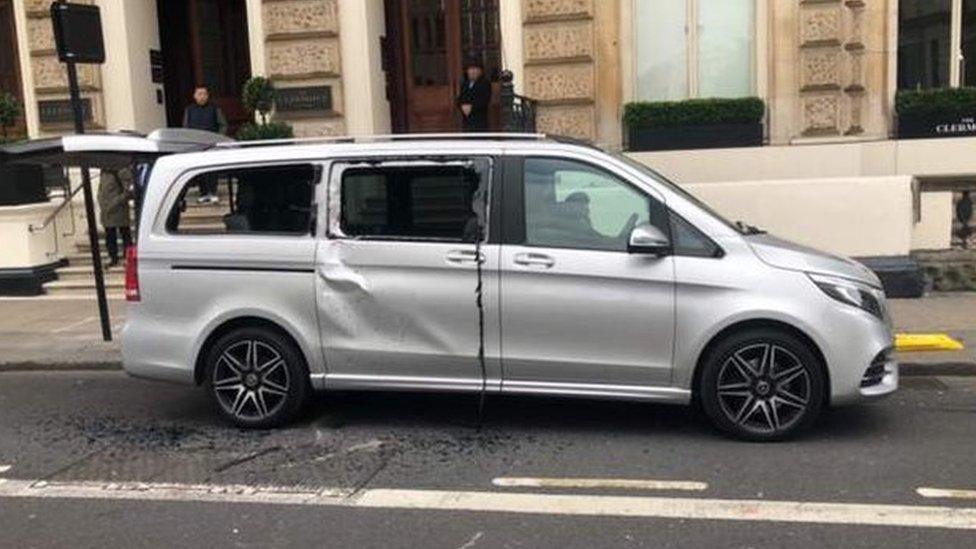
(858, 352), (899, 398)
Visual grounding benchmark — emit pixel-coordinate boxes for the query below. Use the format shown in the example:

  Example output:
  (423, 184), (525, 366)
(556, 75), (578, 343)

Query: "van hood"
(745, 233), (882, 288)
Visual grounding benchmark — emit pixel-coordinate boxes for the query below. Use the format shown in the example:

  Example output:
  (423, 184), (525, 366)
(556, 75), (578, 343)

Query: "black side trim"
(171, 265), (315, 274)
(0, 258), (66, 296)
(499, 155), (525, 245)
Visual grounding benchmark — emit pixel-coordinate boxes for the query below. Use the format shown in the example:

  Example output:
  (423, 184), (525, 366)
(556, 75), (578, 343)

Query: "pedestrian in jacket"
(97, 168), (132, 268)
(182, 85), (227, 203)
(456, 60), (492, 132)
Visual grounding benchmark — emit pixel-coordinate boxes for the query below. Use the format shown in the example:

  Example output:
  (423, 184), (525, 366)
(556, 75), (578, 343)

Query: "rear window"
(166, 164), (318, 235)
(339, 164), (486, 242)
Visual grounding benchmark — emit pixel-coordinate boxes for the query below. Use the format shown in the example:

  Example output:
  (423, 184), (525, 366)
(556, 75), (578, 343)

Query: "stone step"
(43, 278), (125, 298)
(55, 265), (125, 283)
(64, 251), (112, 266)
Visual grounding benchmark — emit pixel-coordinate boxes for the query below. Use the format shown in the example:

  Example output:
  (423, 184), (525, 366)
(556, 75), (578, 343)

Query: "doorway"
(156, 0), (251, 135)
(384, 0), (502, 133)
(0, 0), (25, 140)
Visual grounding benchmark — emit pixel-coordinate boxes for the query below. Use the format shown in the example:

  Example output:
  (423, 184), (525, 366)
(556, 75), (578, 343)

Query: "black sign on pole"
(51, 1), (112, 342)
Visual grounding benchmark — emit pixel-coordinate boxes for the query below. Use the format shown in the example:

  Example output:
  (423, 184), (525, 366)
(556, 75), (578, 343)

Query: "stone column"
(770, 0), (892, 143)
(261, 0), (345, 136)
(20, 0), (105, 136)
(522, 0), (598, 141)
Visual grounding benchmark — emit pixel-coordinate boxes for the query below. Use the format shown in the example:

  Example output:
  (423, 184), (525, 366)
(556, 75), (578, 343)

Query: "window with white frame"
(898, 0), (976, 89)
(634, 0), (757, 101)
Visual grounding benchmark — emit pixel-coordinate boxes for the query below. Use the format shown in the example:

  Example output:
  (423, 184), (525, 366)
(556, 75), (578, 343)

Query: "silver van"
(12, 132), (899, 440)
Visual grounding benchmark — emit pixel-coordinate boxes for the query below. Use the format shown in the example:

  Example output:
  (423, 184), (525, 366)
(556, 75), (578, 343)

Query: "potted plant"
(0, 92), (20, 143)
(623, 97), (765, 151)
(895, 87), (976, 139)
(237, 76), (295, 141)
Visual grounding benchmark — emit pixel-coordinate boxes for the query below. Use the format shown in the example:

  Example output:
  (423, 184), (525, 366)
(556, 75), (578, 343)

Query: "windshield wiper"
(735, 221), (766, 235)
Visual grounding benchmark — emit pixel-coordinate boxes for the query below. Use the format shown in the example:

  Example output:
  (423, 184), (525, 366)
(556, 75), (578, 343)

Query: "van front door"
(316, 157), (500, 392)
(499, 156), (676, 396)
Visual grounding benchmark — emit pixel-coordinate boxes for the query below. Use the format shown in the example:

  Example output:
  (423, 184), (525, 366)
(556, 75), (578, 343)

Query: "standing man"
(456, 60), (491, 132)
(97, 168), (132, 268)
(182, 85), (227, 203)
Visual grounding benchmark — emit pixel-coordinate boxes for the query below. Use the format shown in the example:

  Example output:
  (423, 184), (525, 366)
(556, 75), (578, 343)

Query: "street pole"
(67, 60), (112, 341)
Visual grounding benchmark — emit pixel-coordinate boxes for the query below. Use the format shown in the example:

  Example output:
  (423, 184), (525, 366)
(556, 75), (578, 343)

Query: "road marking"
(0, 479), (975, 530)
(0, 465), (10, 474)
(918, 487), (976, 500)
(51, 316), (95, 334)
(492, 477), (707, 492)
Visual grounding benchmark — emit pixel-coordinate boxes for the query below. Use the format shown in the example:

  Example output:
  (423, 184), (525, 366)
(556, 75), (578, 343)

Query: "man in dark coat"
(182, 85), (227, 203)
(456, 60), (491, 132)
(96, 168), (132, 267)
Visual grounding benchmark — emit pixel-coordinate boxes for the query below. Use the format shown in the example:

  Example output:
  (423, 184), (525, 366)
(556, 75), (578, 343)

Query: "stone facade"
(261, 0), (344, 136)
(22, 0), (105, 133)
(521, 0), (596, 141)
(770, 0), (890, 142)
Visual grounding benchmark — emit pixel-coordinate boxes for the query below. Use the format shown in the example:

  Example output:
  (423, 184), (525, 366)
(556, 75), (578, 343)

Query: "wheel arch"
(690, 318), (831, 407)
(193, 315), (310, 386)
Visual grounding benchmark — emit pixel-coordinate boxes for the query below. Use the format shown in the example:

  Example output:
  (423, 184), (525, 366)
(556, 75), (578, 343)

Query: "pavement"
(0, 371), (975, 547)
(1, 293), (975, 372)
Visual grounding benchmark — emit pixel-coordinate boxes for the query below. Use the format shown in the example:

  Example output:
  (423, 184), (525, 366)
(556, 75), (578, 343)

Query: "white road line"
(0, 479), (975, 530)
(51, 316), (96, 334)
(492, 477), (707, 492)
(918, 487), (976, 500)
(0, 465), (10, 474)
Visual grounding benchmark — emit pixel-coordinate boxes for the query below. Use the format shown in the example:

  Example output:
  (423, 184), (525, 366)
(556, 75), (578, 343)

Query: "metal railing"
(28, 178), (89, 234)
(500, 70), (538, 133)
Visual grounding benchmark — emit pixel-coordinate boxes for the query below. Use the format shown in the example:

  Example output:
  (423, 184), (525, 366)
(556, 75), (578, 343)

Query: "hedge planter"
(895, 88), (976, 139)
(628, 122), (763, 152)
(897, 113), (976, 140)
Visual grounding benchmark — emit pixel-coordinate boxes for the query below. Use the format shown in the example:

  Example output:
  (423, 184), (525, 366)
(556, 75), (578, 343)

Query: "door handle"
(446, 250), (485, 265)
(513, 252), (555, 269)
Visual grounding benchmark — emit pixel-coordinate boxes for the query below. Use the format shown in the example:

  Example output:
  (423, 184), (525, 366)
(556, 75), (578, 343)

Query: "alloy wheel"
(212, 339), (291, 422)
(715, 343), (811, 435)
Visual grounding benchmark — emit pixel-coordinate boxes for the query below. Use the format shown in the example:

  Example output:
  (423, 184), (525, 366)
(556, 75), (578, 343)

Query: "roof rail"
(212, 132), (551, 149)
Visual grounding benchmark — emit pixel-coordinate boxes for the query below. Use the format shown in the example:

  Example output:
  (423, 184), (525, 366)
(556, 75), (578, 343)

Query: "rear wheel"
(203, 326), (310, 429)
(699, 329), (824, 441)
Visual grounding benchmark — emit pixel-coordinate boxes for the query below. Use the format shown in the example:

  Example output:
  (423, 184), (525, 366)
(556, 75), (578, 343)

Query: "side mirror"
(628, 223), (671, 255)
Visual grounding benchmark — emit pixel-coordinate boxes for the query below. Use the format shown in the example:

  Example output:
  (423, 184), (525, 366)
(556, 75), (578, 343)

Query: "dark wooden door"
(0, 0), (25, 140)
(157, 0), (251, 134)
(387, 0), (501, 133)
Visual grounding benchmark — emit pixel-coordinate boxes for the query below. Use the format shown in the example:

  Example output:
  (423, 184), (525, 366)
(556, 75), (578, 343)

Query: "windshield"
(610, 152), (760, 235)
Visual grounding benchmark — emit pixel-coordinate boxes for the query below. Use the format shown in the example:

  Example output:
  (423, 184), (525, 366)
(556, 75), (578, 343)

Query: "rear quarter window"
(166, 164), (319, 235)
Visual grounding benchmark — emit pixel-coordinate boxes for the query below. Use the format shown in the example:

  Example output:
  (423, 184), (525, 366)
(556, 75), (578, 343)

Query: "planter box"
(628, 123), (763, 152)
(0, 164), (47, 206)
(897, 113), (976, 140)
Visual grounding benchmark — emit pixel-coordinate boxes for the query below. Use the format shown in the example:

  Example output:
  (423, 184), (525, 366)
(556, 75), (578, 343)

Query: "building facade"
(3, 0), (976, 293)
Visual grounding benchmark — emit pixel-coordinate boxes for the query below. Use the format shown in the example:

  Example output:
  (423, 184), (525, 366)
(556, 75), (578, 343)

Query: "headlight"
(808, 273), (886, 321)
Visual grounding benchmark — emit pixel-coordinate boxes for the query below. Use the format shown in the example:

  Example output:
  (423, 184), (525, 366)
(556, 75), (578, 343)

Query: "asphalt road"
(0, 371), (975, 548)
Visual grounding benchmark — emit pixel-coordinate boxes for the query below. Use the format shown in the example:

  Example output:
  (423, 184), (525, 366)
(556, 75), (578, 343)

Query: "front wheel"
(699, 329), (825, 441)
(203, 326), (311, 429)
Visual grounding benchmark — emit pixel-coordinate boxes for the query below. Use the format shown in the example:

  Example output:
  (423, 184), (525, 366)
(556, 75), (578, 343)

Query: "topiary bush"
(237, 76), (294, 141)
(895, 87), (976, 118)
(236, 121), (295, 141)
(623, 97), (765, 128)
(242, 76), (275, 125)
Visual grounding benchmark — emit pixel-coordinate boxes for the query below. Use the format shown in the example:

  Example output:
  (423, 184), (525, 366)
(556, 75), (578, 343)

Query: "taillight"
(125, 245), (140, 302)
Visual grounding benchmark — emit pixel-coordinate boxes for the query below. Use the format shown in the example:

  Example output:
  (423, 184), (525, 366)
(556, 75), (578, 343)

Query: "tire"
(203, 326), (311, 429)
(699, 328), (825, 441)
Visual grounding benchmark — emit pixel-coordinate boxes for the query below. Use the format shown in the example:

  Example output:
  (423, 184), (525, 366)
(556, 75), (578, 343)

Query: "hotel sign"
(38, 98), (92, 126)
(276, 86), (333, 114)
(899, 114), (976, 139)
